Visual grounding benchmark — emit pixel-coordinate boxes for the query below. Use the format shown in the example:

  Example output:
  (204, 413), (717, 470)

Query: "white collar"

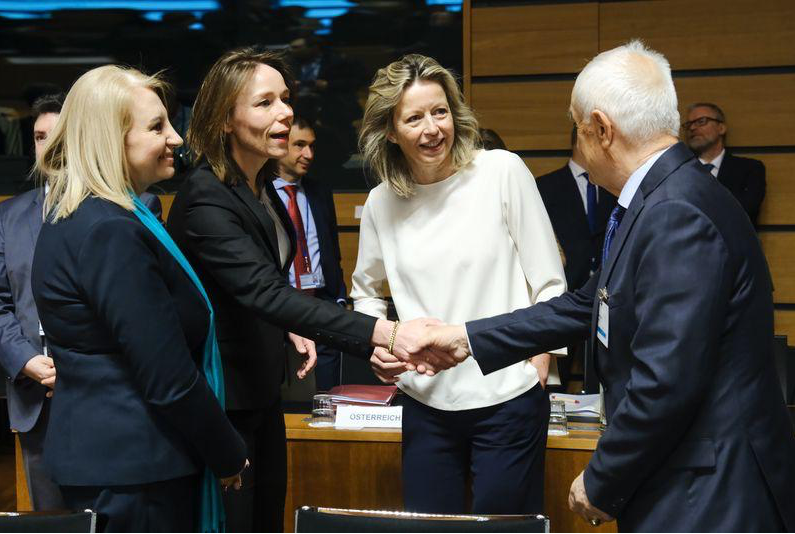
(699, 148), (725, 172)
(273, 176), (301, 190)
(567, 159), (587, 179)
(617, 146), (672, 209)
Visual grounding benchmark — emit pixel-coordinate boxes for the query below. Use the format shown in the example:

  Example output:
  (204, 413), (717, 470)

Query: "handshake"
(370, 318), (472, 383)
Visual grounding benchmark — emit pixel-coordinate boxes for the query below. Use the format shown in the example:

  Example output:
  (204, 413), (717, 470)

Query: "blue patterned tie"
(602, 205), (627, 267)
(585, 174), (597, 234)
(701, 162), (715, 174)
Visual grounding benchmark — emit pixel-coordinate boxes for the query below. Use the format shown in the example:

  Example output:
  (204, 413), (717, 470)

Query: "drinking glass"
(548, 399), (568, 436)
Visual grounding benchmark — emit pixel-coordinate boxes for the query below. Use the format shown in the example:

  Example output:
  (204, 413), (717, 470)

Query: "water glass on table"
(310, 394), (336, 427)
(549, 399), (568, 436)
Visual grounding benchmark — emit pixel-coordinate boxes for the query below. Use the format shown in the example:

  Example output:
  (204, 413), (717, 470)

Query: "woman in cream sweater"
(352, 54), (567, 514)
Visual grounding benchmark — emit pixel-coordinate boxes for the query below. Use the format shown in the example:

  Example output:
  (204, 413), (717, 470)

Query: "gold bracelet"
(387, 320), (400, 354)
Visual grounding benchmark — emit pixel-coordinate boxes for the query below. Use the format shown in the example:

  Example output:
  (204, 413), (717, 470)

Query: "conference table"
(13, 412), (616, 532)
(284, 413), (616, 533)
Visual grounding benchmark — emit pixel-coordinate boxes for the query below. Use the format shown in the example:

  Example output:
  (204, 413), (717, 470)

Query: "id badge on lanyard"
(38, 321), (48, 357)
(596, 288), (609, 348)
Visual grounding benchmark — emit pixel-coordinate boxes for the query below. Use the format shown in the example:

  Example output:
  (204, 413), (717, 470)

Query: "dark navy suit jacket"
(717, 152), (766, 225)
(466, 143), (795, 531)
(30, 196), (244, 486)
(0, 188), (161, 433)
(302, 177), (347, 303)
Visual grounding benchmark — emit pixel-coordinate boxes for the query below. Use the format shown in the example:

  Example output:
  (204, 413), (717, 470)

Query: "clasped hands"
(22, 354), (56, 398)
(370, 318), (472, 382)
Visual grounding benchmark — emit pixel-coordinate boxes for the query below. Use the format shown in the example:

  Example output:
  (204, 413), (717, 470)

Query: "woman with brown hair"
(167, 47), (441, 531)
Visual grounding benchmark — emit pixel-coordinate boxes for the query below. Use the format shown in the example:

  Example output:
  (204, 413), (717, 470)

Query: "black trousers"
(60, 474), (198, 533)
(401, 384), (549, 515)
(224, 403), (287, 533)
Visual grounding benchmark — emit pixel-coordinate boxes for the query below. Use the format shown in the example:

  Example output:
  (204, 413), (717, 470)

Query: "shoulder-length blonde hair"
(359, 54), (480, 198)
(188, 47), (296, 186)
(38, 65), (169, 222)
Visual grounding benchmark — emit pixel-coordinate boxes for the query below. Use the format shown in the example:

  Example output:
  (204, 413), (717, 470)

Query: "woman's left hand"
(288, 333), (317, 379)
(529, 353), (551, 388)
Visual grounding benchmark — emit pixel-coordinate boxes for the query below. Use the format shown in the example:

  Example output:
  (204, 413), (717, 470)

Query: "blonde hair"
(38, 65), (169, 222)
(188, 47), (295, 185)
(359, 54), (480, 198)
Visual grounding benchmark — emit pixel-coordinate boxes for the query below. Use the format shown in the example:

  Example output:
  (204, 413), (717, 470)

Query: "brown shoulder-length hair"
(359, 54), (480, 198)
(188, 47), (296, 185)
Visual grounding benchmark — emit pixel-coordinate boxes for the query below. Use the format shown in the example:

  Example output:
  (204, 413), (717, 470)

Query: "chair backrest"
(0, 510), (97, 533)
(295, 507), (549, 533)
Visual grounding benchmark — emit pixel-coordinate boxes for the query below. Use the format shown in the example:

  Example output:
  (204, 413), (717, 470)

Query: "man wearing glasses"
(683, 102), (766, 225)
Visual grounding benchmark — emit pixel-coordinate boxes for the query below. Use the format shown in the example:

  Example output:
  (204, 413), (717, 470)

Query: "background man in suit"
(275, 116), (348, 390)
(0, 93), (64, 510)
(536, 127), (616, 292)
(0, 93), (162, 510)
(536, 128), (617, 390)
(684, 102), (766, 225)
(411, 40), (795, 531)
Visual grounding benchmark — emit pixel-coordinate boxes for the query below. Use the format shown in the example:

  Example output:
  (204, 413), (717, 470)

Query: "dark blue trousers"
(314, 342), (342, 391)
(401, 384), (549, 515)
(313, 292), (342, 391)
(60, 474), (198, 532)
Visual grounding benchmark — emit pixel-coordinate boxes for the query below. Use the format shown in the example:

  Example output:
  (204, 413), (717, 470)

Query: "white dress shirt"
(698, 149), (725, 178)
(568, 159), (598, 212)
(618, 146), (673, 209)
(272, 177), (326, 289)
(351, 150), (567, 411)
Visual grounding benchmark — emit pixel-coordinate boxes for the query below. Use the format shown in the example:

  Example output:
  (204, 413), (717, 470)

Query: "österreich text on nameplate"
(335, 405), (402, 429)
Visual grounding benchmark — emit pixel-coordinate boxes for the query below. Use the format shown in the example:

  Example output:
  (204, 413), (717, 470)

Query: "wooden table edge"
(284, 413), (599, 449)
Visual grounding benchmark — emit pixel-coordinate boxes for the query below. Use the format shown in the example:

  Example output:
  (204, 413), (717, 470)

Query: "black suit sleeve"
(77, 217), (246, 478)
(179, 197), (375, 355)
(466, 272), (598, 374)
(582, 200), (730, 516)
(742, 159), (766, 225)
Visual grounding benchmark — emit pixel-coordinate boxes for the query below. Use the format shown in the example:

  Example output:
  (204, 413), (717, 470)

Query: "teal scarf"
(130, 194), (227, 533)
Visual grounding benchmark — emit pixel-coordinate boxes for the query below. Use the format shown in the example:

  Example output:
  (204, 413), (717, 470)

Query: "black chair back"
(295, 507), (549, 533)
(0, 511), (96, 533)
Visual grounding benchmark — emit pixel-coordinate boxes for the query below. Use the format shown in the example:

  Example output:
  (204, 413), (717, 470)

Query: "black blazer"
(31, 197), (246, 486)
(466, 143), (795, 531)
(167, 163), (376, 410)
(717, 152), (766, 225)
(301, 177), (347, 302)
(536, 165), (616, 291)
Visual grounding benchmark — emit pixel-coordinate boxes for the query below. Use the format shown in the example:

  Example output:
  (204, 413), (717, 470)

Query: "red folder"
(327, 385), (398, 406)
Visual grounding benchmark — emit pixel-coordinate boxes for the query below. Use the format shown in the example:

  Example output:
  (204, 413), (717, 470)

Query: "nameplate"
(335, 405), (402, 429)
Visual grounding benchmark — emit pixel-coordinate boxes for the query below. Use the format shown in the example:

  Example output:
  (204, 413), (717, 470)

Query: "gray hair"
(571, 39), (679, 144)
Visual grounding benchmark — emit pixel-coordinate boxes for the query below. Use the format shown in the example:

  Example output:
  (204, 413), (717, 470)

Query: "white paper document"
(548, 393), (601, 416)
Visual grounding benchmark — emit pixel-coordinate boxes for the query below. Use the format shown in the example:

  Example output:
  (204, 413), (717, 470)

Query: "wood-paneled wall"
(464, 0), (795, 340)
